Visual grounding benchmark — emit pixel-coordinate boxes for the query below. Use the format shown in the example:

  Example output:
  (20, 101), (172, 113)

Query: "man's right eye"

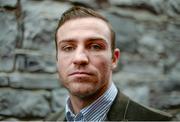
(61, 45), (75, 52)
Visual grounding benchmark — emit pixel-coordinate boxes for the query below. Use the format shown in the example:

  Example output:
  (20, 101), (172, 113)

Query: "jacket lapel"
(58, 91), (129, 121)
(107, 91), (130, 121)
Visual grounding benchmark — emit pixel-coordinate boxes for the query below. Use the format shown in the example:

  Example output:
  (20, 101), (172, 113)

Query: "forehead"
(60, 17), (110, 30)
(57, 17), (111, 42)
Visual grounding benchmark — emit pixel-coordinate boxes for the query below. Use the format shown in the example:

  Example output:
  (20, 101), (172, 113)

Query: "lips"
(69, 71), (93, 76)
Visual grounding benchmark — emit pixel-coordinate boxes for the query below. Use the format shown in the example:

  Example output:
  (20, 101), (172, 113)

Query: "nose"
(73, 47), (89, 66)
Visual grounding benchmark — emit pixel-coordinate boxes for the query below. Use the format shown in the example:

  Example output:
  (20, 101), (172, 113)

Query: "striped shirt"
(65, 82), (118, 121)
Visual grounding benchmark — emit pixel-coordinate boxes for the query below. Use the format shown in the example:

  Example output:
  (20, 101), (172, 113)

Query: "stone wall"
(0, 0), (179, 121)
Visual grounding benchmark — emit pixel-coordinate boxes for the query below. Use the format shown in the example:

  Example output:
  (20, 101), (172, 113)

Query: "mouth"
(69, 71), (93, 76)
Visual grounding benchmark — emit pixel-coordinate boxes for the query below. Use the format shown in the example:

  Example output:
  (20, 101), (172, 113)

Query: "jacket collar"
(106, 90), (130, 121)
(62, 90), (129, 121)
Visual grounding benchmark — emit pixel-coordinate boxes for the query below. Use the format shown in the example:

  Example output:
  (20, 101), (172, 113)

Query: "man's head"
(55, 6), (115, 58)
(55, 6), (120, 99)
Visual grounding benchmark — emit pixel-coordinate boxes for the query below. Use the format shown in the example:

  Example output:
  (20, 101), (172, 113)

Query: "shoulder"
(126, 97), (172, 121)
(107, 91), (172, 121)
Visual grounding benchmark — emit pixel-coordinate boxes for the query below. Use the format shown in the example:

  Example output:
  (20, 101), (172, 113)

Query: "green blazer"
(45, 91), (172, 121)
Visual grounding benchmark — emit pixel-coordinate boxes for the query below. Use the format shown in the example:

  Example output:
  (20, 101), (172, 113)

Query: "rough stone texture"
(22, 0), (72, 51)
(101, 11), (141, 53)
(161, 23), (180, 55)
(15, 53), (57, 73)
(149, 78), (180, 120)
(0, 88), (50, 118)
(51, 88), (68, 112)
(9, 73), (60, 89)
(68, 0), (99, 8)
(150, 90), (180, 108)
(169, 62), (180, 81)
(0, 0), (17, 7)
(176, 113), (180, 121)
(1, 117), (19, 121)
(0, 0), (179, 120)
(109, 0), (180, 16)
(0, 11), (17, 72)
(0, 76), (8, 86)
(68, 0), (110, 9)
(150, 79), (180, 93)
(165, 0), (180, 17)
(123, 85), (149, 106)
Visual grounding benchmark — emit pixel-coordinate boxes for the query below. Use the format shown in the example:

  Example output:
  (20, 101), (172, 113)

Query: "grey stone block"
(68, 0), (101, 9)
(100, 11), (141, 52)
(169, 62), (180, 81)
(137, 33), (165, 62)
(123, 85), (150, 106)
(51, 88), (68, 112)
(0, 0), (17, 7)
(16, 54), (57, 73)
(0, 11), (17, 72)
(109, 0), (164, 14)
(122, 62), (162, 75)
(0, 76), (8, 86)
(150, 91), (180, 109)
(175, 113), (180, 121)
(1, 117), (19, 121)
(0, 115), (5, 120)
(9, 73), (61, 89)
(113, 70), (167, 86)
(150, 79), (180, 93)
(22, 0), (72, 51)
(110, 0), (180, 17)
(138, 34), (164, 53)
(160, 24), (180, 54)
(165, 0), (180, 17)
(0, 88), (50, 118)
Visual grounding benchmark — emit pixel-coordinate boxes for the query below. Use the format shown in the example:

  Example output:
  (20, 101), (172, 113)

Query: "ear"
(112, 48), (120, 69)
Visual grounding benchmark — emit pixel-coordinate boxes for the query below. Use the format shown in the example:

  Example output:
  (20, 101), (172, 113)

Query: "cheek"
(57, 53), (70, 68)
(57, 58), (67, 75)
(101, 60), (112, 75)
(57, 61), (63, 79)
(92, 56), (112, 76)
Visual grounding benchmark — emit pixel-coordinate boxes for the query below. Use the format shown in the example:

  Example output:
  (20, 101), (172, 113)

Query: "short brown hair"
(55, 6), (115, 57)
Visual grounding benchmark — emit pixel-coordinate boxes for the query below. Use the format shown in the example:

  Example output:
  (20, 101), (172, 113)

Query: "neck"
(69, 81), (112, 114)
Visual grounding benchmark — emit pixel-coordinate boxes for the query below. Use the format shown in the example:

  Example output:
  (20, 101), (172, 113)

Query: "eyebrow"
(58, 37), (108, 45)
(58, 39), (76, 44)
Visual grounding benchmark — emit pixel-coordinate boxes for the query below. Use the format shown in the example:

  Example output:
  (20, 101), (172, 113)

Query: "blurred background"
(0, 0), (179, 121)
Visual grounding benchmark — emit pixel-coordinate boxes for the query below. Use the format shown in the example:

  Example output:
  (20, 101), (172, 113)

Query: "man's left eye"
(90, 44), (102, 50)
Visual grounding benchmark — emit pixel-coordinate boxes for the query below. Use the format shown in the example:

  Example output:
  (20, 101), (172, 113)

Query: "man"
(46, 6), (172, 121)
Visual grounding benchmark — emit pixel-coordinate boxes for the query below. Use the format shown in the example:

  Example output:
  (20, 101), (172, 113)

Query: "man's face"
(56, 17), (119, 98)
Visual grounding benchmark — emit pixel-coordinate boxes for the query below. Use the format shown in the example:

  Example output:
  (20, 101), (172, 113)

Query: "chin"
(68, 83), (97, 98)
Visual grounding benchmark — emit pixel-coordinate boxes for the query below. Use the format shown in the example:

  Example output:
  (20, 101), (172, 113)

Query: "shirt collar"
(65, 82), (118, 121)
